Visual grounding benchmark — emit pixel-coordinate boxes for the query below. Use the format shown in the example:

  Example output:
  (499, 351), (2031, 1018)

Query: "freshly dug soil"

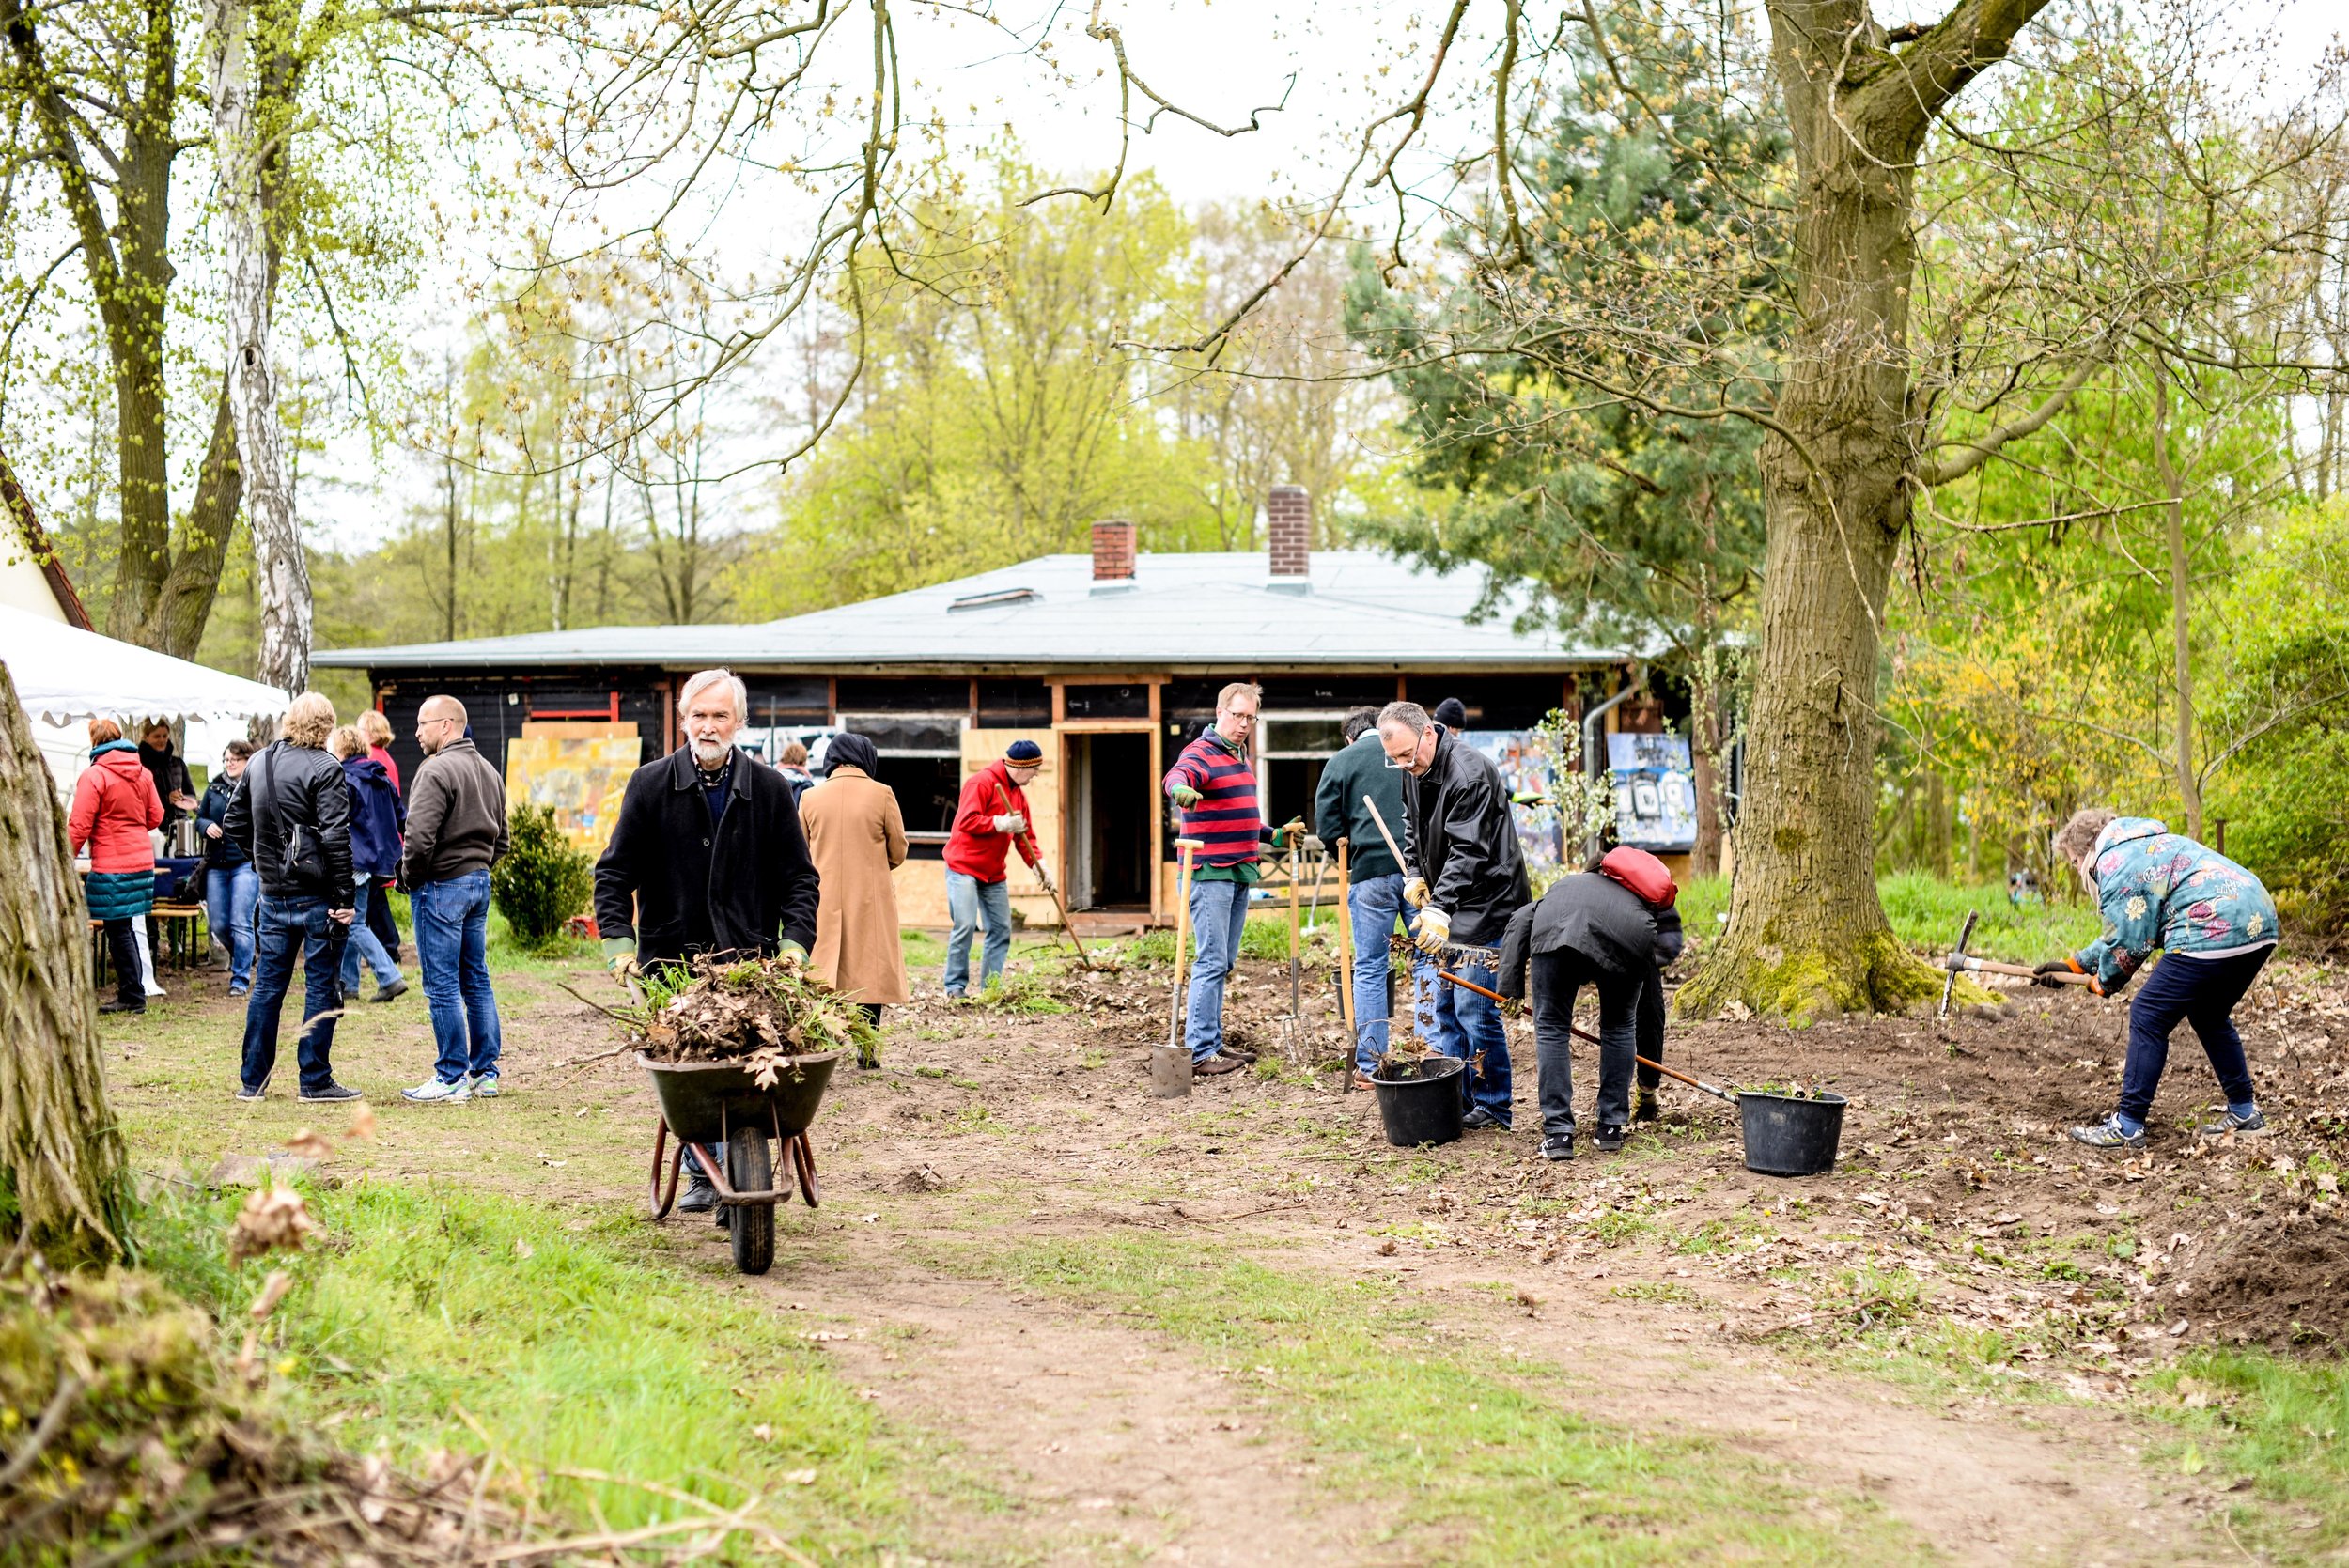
(2175, 1209), (2349, 1350)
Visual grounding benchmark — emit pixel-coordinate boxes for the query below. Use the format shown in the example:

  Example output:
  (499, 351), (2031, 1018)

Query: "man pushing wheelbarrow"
(596, 668), (821, 1216)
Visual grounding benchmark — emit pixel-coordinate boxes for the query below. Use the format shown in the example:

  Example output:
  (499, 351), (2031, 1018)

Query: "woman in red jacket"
(70, 717), (164, 1015)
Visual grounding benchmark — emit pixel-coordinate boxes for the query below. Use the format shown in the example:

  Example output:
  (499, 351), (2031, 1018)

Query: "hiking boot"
(1463, 1107), (1512, 1132)
(99, 998), (145, 1015)
(466, 1072), (500, 1099)
(371, 978), (409, 1002)
(678, 1171), (718, 1213)
(1541, 1135), (1576, 1162)
(2068, 1114), (2147, 1152)
(2199, 1107), (2271, 1140)
(299, 1082), (364, 1104)
(1633, 1088), (1660, 1124)
(1592, 1123), (1628, 1153)
(1194, 1052), (1246, 1077)
(401, 1077), (473, 1104)
(1349, 1070), (1377, 1091)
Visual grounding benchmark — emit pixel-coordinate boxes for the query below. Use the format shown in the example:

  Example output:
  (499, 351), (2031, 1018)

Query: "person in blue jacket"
(332, 725), (410, 1003)
(2038, 809), (2279, 1152)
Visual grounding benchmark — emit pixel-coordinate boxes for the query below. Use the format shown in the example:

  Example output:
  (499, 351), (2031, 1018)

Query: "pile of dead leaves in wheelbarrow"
(618, 953), (881, 1080)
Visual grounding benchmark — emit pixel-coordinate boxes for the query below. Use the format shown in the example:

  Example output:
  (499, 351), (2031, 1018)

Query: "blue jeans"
(341, 878), (403, 992)
(206, 861), (258, 988)
(412, 869), (502, 1083)
(2118, 947), (2270, 1126)
(1346, 873), (1406, 1071)
(944, 872), (1013, 995)
(240, 894), (349, 1094)
(1416, 942), (1514, 1126)
(1184, 877), (1253, 1061)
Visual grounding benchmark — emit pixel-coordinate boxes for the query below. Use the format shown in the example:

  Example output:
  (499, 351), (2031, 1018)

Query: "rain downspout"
(1579, 669), (1641, 862)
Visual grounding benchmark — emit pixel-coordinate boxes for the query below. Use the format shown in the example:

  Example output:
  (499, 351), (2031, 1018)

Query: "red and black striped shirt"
(1163, 730), (1271, 869)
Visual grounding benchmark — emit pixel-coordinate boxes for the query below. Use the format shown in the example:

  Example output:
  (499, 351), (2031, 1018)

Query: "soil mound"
(2177, 1207), (2349, 1350)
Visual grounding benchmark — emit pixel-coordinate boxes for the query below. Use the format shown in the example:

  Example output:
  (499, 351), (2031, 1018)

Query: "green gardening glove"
(601, 937), (639, 984)
(779, 940), (809, 963)
(1171, 785), (1201, 808)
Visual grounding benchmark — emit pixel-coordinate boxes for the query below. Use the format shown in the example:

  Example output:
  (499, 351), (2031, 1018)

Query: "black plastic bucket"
(1373, 1055), (1467, 1147)
(1738, 1091), (1847, 1176)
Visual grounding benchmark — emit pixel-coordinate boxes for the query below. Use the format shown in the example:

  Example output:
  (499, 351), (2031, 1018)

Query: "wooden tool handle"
(1952, 955), (2094, 984)
(1361, 795), (1409, 873)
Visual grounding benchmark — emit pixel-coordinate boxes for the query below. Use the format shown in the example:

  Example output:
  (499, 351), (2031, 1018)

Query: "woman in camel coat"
(797, 734), (910, 1022)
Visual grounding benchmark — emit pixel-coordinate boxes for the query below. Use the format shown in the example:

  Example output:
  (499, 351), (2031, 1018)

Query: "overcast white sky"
(290, 0), (2347, 551)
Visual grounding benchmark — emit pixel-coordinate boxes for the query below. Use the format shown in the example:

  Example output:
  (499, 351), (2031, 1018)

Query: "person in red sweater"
(70, 717), (164, 1014)
(942, 738), (1051, 997)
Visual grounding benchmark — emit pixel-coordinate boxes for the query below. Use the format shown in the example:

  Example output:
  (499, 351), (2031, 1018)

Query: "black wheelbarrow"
(642, 1051), (838, 1275)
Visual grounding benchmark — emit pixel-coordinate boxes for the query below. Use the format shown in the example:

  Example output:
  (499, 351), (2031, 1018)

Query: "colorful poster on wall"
(1607, 733), (1697, 852)
(1463, 730), (1566, 877)
(503, 734), (643, 857)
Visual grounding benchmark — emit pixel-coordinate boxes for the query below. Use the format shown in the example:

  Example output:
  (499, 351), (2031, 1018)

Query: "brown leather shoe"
(1350, 1070), (1377, 1091)
(1194, 1053), (1247, 1077)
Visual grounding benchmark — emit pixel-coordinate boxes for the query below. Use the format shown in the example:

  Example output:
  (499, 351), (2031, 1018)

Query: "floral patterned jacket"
(2068, 817), (2279, 993)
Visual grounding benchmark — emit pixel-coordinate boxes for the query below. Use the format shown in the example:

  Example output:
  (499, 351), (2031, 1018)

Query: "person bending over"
(1498, 848), (1678, 1160)
(2040, 810), (2279, 1152)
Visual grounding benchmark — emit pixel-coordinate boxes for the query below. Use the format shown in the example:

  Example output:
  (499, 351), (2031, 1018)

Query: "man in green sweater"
(1315, 706), (1415, 1086)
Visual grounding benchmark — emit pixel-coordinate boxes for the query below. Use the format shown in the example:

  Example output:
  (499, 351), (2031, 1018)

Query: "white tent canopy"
(2, 604), (288, 796)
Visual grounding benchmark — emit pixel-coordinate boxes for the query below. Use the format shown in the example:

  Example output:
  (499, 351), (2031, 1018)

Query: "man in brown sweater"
(399, 695), (510, 1103)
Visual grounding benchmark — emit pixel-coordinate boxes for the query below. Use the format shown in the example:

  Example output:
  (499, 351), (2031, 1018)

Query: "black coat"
(222, 741), (354, 903)
(593, 746), (820, 964)
(196, 774), (250, 868)
(1498, 872), (1658, 999)
(1401, 725), (1530, 947)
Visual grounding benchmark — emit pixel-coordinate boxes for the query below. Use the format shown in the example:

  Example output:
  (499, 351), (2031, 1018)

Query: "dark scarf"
(825, 733), (879, 777)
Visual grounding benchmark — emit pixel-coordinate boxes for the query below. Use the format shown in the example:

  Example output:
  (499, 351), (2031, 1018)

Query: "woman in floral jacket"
(2038, 811), (2279, 1151)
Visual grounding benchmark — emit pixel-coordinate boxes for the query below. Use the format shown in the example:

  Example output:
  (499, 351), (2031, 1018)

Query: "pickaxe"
(1939, 910), (2092, 1019)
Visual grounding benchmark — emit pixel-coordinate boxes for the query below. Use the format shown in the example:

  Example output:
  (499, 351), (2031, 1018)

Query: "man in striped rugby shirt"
(1163, 681), (1306, 1076)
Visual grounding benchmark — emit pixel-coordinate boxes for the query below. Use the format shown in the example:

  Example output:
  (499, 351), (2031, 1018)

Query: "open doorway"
(1067, 731), (1152, 910)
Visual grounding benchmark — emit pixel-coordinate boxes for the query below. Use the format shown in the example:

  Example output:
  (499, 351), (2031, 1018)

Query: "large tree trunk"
(0, 660), (131, 1264)
(1678, 0), (2049, 1019)
(207, 0), (311, 694)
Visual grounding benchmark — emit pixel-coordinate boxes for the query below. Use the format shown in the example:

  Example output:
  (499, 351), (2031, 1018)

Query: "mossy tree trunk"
(0, 659), (130, 1262)
(1676, 0), (2055, 1020)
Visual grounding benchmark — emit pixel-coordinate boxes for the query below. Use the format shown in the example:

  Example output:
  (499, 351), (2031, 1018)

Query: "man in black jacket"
(1498, 848), (1677, 1159)
(223, 692), (362, 1103)
(1378, 700), (1531, 1130)
(596, 669), (820, 1212)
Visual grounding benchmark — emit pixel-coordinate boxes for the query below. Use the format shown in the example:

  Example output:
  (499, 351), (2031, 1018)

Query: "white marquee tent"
(1, 605), (289, 796)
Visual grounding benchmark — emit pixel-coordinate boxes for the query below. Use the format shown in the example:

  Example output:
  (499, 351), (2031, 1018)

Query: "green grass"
(2150, 1351), (2349, 1558)
(1678, 872), (2103, 966)
(141, 1179), (902, 1555)
(944, 1233), (1912, 1564)
(899, 927), (946, 968)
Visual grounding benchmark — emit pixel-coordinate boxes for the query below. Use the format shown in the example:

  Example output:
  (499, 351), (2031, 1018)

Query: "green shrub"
(489, 803), (595, 948)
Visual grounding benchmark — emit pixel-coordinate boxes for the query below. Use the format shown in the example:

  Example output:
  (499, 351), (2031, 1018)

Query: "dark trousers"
(365, 877), (402, 962)
(240, 894), (349, 1094)
(1635, 960), (1665, 1090)
(1530, 948), (1642, 1136)
(102, 918), (142, 1008)
(2118, 946), (2272, 1125)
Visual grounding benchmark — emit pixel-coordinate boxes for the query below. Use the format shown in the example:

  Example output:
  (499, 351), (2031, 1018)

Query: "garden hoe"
(1041, 877), (1123, 973)
(1938, 910), (2092, 1019)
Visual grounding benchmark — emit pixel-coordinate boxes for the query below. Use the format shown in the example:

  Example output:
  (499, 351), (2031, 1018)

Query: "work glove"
(2031, 958), (2078, 989)
(602, 938), (639, 981)
(1403, 877), (1430, 909)
(778, 940), (809, 964)
(1170, 785), (1202, 809)
(992, 812), (1027, 835)
(1268, 817), (1307, 850)
(1413, 907), (1452, 955)
(1035, 864), (1055, 893)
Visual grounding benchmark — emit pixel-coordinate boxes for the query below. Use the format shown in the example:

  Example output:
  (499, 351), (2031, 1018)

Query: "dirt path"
(750, 1243), (1403, 1565)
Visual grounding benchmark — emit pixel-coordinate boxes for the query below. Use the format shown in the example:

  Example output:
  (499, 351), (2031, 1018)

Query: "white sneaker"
(467, 1072), (500, 1098)
(401, 1077), (474, 1104)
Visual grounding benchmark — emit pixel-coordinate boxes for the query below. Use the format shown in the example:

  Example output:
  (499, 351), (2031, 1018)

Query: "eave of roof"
(314, 551), (1644, 672)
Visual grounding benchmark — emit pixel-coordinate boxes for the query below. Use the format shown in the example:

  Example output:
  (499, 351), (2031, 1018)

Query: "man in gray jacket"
(399, 695), (511, 1103)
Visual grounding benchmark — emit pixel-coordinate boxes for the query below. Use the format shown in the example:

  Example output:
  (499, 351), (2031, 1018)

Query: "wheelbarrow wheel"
(727, 1126), (774, 1276)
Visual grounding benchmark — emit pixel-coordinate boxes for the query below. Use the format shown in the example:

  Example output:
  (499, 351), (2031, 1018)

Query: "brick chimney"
(1267, 486), (1310, 582)
(1091, 519), (1135, 582)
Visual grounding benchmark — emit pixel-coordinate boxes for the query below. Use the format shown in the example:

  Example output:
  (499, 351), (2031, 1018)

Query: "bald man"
(399, 695), (510, 1103)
